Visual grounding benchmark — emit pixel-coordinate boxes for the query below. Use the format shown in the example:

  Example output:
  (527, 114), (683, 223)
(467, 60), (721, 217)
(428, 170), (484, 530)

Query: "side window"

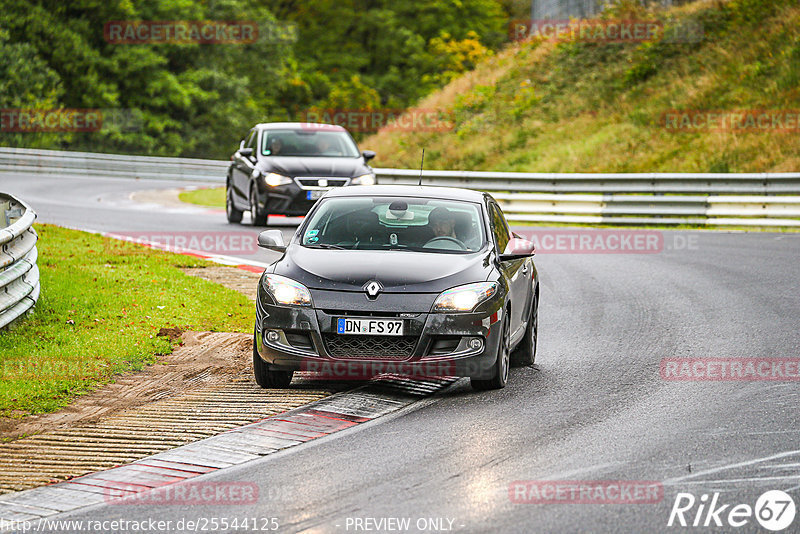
(489, 203), (511, 253)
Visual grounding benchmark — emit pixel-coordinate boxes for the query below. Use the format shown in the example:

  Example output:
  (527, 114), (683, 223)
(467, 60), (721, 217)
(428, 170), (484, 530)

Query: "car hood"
(273, 246), (492, 293)
(259, 156), (369, 178)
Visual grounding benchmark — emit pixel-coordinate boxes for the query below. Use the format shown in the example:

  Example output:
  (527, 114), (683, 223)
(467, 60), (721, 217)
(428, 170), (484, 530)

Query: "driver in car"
(428, 207), (458, 239)
(268, 137), (284, 155)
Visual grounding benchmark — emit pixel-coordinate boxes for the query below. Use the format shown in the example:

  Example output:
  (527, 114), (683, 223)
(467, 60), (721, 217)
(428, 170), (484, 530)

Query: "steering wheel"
(424, 236), (467, 250)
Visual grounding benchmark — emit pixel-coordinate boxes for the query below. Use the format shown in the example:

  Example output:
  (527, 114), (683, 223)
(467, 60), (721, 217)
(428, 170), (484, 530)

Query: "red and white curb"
(0, 377), (457, 525)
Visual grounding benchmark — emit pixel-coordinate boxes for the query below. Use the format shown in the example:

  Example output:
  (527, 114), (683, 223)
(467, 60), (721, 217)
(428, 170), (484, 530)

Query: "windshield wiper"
(304, 243), (347, 250)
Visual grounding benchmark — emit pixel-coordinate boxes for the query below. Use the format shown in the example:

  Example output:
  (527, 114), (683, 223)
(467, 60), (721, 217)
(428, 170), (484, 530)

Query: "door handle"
(522, 263), (529, 275)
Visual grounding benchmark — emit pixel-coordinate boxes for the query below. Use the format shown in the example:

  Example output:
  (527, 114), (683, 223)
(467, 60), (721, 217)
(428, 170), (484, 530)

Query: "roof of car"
(254, 122), (347, 131)
(325, 185), (489, 203)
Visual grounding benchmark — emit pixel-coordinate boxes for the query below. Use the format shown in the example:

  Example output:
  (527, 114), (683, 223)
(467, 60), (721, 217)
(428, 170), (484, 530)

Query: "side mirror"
(258, 230), (286, 252)
(362, 150), (376, 162)
(239, 147), (254, 157)
(499, 237), (535, 261)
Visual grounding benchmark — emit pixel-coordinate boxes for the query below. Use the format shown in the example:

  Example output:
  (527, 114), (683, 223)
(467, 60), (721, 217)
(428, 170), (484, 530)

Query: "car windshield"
(261, 129), (360, 157)
(300, 197), (486, 253)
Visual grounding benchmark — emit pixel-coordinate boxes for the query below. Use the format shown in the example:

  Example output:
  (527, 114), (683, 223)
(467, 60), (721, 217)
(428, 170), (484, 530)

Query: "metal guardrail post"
(0, 193), (40, 330)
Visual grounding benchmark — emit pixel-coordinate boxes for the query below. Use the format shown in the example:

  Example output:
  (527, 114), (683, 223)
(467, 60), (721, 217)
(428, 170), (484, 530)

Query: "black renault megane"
(253, 185), (538, 391)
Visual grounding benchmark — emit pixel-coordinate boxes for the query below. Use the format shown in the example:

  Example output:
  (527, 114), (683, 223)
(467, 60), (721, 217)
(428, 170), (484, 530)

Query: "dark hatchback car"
(253, 185), (539, 391)
(226, 122), (376, 225)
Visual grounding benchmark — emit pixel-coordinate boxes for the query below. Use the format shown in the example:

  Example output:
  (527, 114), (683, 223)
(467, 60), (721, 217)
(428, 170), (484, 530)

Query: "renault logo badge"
(364, 280), (382, 298)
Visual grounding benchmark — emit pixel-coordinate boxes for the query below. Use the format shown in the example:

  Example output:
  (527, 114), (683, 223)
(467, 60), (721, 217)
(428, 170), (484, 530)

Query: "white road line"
(663, 450), (800, 484)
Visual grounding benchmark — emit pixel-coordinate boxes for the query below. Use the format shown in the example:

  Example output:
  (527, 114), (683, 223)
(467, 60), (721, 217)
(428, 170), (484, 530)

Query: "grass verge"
(0, 224), (253, 419)
(178, 187), (225, 208)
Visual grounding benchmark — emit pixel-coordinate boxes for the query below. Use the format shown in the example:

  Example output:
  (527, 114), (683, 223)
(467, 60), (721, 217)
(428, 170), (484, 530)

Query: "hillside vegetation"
(364, 0), (800, 173)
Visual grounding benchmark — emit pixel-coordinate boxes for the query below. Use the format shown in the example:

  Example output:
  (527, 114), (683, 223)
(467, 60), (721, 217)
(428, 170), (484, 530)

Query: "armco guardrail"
(375, 169), (800, 227)
(0, 193), (39, 329)
(0, 146), (225, 182)
(1, 147), (799, 227)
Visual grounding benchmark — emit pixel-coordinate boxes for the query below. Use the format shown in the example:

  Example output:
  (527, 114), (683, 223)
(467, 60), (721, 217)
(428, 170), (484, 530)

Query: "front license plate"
(337, 318), (404, 336)
(306, 190), (325, 200)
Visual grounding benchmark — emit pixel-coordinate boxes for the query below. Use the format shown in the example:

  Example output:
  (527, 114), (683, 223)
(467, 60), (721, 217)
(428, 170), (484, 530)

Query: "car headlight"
(432, 282), (497, 313)
(351, 173), (376, 186)
(265, 172), (293, 187)
(261, 274), (312, 307)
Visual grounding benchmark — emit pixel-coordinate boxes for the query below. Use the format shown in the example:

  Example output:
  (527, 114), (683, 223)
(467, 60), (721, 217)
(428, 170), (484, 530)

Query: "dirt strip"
(182, 266), (261, 301)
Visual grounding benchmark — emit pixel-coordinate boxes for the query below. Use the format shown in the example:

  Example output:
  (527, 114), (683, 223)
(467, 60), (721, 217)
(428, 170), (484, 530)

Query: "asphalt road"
(3, 173), (800, 533)
(0, 173), (297, 265)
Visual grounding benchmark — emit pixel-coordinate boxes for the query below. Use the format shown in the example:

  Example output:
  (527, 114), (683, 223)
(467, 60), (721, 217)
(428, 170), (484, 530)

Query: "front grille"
(295, 177), (349, 189)
(323, 334), (417, 360)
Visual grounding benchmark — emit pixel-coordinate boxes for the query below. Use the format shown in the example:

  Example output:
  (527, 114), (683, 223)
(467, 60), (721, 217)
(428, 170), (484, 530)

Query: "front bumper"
(256, 178), (351, 216)
(258, 183), (316, 216)
(254, 292), (503, 380)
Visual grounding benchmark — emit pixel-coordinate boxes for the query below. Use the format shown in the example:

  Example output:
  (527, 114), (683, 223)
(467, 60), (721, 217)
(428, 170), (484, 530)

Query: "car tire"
(253, 330), (293, 388)
(226, 183), (243, 224)
(471, 314), (510, 391)
(250, 186), (268, 226)
(510, 287), (538, 367)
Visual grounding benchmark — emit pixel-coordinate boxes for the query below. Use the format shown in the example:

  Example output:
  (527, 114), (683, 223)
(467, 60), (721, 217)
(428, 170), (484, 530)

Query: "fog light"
(266, 330), (280, 342)
(469, 338), (484, 351)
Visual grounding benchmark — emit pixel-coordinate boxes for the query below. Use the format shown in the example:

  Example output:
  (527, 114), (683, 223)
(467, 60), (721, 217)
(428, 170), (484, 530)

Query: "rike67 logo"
(668, 490), (796, 531)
